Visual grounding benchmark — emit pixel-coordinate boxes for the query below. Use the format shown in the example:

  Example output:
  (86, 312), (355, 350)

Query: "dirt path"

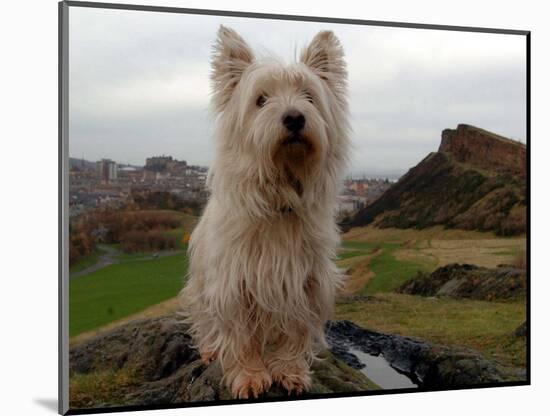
(339, 248), (383, 296)
(70, 244), (184, 279)
(70, 244), (119, 279)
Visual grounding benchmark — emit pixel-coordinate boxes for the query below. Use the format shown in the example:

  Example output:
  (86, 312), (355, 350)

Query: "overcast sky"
(69, 6), (526, 177)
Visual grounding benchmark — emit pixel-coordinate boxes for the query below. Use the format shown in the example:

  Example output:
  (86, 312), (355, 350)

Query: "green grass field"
(69, 253), (188, 337)
(70, 236), (430, 338)
(336, 250), (368, 261)
(363, 243), (433, 294)
(341, 241), (378, 251)
(339, 241), (434, 295)
(68, 210), (196, 338)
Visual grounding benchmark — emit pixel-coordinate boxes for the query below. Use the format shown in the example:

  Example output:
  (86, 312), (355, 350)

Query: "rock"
(69, 316), (378, 409)
(397, 263), (526, 301)
(69, 315), (526, 410)
(514, 321), (527, 337)
(440, 124), (526, 177)
(326, 320), (526, 388)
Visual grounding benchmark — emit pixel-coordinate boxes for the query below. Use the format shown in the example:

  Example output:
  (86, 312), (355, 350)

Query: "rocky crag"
(346, 125), (527, 236)
(440, 125), (526, 177)
(327, 320), (525, 389)
(397, 263), (526, 301)
(69, 316), (378, 410)
(69, 315), (526, 410)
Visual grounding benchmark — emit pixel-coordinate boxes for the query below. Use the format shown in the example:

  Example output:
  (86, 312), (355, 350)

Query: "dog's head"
(210, 26), (349, 212)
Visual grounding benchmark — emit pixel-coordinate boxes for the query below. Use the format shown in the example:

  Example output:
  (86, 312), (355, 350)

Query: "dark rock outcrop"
(397, 263), (526, 301)
(327, 320), (526, 389)
(69, 316), (378, 409)
(514, 321), (527, 338)
(346, 125), (526, 236)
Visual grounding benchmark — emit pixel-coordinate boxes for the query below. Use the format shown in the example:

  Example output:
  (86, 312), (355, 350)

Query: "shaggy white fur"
(179, 25), (350, 399)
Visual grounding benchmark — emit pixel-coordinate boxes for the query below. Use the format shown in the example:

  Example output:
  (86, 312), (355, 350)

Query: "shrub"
(69, 229), (95, 265)
(130, 191), (205, 215)
(120, 230), (177, 253)
(69, 209), (184, 261)
(93, 211), (182, 243)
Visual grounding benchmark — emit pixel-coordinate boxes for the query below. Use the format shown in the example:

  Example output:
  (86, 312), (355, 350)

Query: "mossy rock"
(69, 316), (379, 410)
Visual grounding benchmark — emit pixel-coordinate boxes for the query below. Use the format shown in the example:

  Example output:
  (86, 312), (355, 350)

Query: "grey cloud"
(68, 7), (526, 175)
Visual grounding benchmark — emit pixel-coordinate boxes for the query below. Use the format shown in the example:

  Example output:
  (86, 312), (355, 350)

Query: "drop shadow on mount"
(33, 398), (58, 414)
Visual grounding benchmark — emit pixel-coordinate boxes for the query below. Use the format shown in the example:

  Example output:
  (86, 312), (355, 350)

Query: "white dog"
(179, 25), (350, 399)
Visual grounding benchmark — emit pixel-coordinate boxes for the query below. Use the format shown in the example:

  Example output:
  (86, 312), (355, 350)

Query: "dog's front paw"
(269, 363), (311, 395)
(231, 370), (272, 399)
(272, 372), (310, 395)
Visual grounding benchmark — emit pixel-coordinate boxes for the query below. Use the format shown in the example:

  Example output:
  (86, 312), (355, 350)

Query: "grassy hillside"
(348, 152), (526, 236)
(338, 226), (525, 295)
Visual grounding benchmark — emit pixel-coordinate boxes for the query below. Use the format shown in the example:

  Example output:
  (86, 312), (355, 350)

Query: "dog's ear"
(301, 31), (347, 98)
(211, 25), (254, 112)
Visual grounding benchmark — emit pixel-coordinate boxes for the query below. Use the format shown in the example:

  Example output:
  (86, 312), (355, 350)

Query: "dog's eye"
(256, 94), (267, 107)
(303, 91), (314, 104)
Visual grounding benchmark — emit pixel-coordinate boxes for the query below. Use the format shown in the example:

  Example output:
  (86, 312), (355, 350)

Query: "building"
(336, 195), (368, 216)
(96, 159), (118, 183)
(145, 155), (187, 175)
(115, 166), (144, 187)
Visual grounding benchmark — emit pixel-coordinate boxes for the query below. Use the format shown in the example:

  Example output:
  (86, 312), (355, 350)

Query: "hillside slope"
(347, 125), (526, 236)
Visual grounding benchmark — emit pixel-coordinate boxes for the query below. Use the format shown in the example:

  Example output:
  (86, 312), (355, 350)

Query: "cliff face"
(346, 125), (527, 236)
(439, 124), (526, 177)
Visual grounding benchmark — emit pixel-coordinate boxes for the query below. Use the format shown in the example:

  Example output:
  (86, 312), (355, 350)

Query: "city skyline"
(69, 8), (527, 177)
(69, 154), (401, 179)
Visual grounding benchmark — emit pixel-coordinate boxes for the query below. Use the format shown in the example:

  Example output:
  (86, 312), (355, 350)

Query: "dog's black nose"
(282, 110), (305, 132)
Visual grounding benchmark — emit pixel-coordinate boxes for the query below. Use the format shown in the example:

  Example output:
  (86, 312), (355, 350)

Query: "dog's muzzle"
(283, 134), (306, 145)
(282, 109), (306, 133)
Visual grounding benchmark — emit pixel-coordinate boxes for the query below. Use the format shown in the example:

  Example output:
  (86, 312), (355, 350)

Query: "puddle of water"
(350, 348), (417, 389)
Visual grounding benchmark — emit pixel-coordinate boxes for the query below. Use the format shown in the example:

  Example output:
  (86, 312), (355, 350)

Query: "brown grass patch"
(338, 249), (382, 296)
(393, 248), (438, 269)
(342, 226), (526, 269)
(424, 238), (526, 268)
(342, 225), (501, 243)
(70, 368), (139, 409)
